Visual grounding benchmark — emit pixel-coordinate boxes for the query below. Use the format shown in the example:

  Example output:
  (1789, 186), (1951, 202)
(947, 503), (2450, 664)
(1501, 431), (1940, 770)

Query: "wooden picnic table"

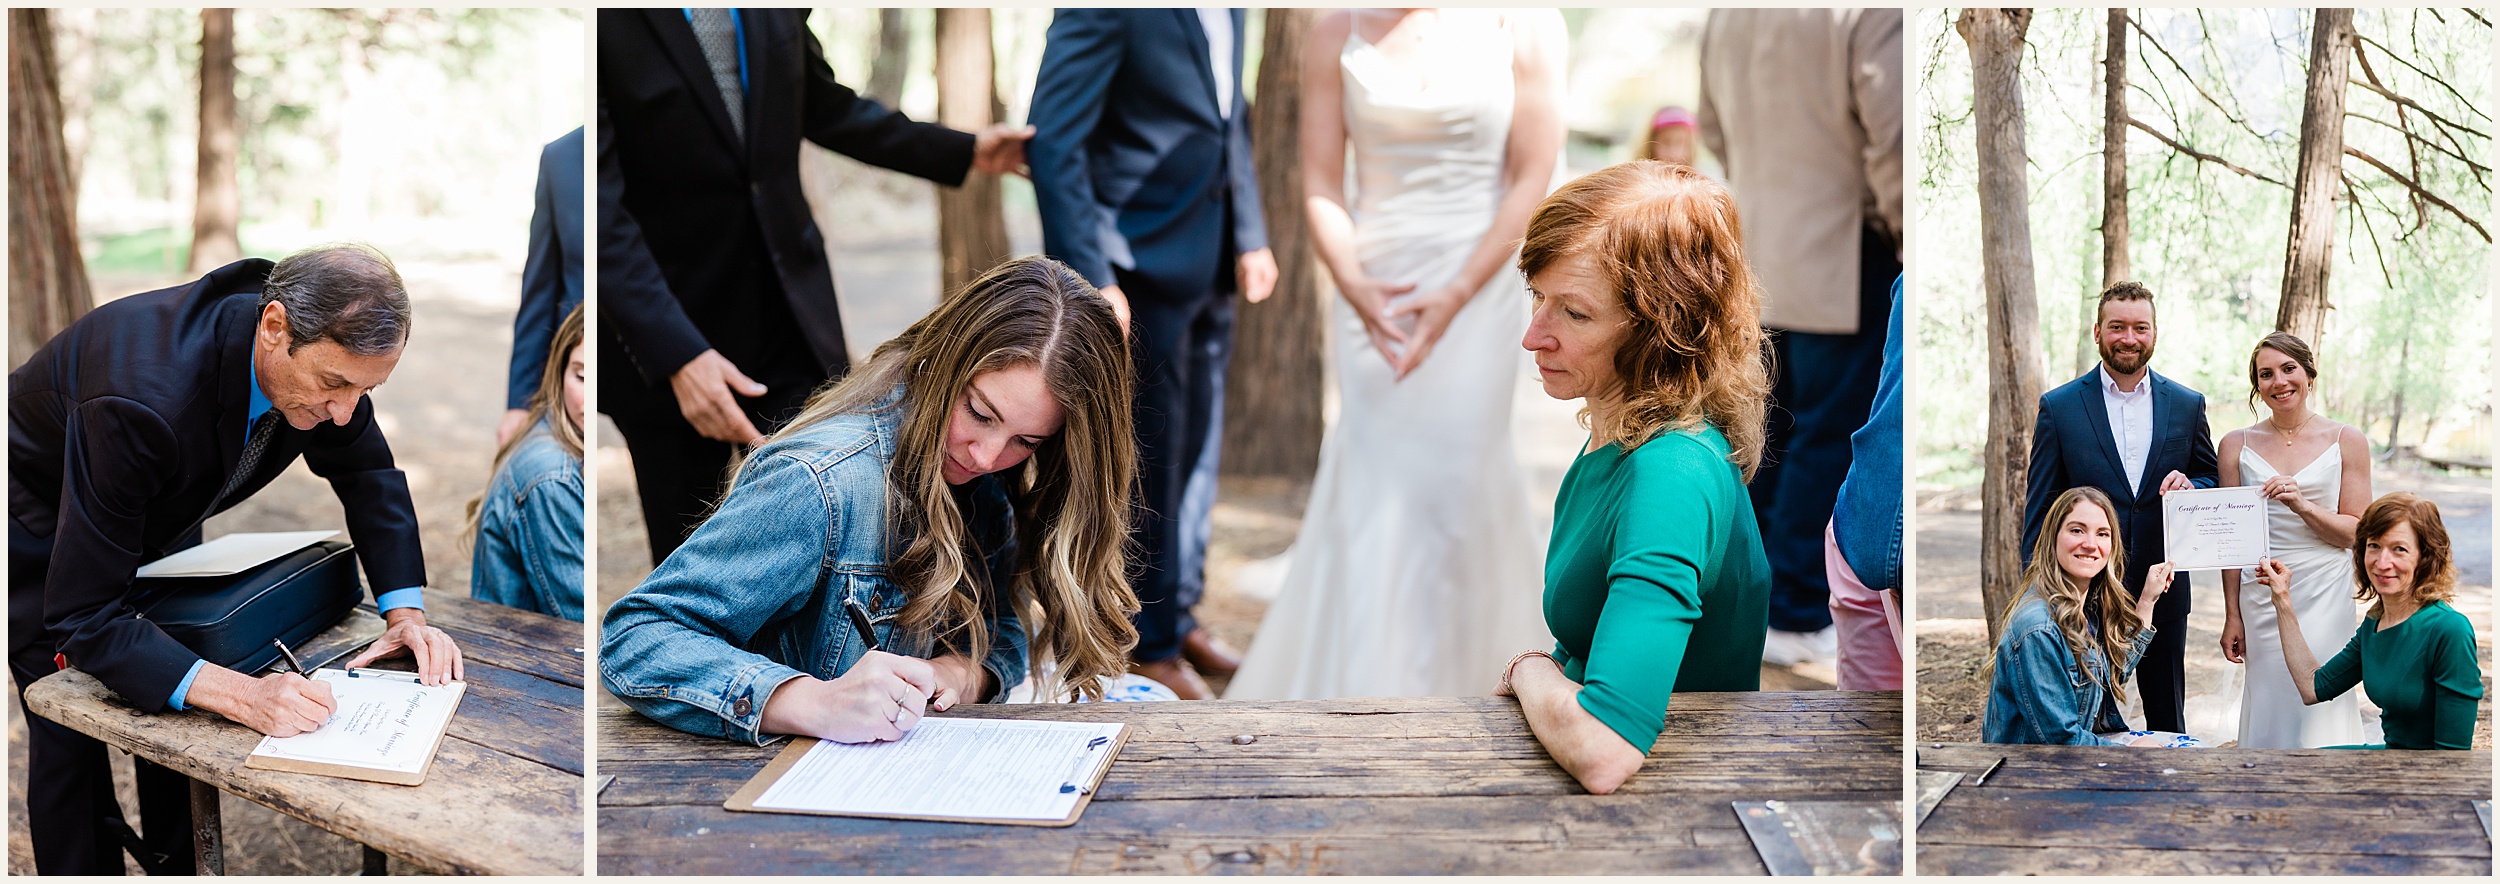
(1916, 742), (2494, 875)
(23, 594), (585, 875)
(598, 690), (1901, 874)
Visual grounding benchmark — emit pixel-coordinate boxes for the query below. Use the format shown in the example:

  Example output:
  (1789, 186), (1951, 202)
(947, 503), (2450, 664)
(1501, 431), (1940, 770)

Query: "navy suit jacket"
(2022, 366), (2220, 602)
(508, 126), (585, 409)
(1029, 8), (1267, 349)
(7, 260), (426, 712)
(599, 9), (975, 406)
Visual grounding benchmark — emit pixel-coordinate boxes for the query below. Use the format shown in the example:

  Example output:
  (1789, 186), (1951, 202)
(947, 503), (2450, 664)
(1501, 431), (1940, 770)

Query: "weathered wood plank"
(1917, 743), (2491, 795)
(597, 791), (1899, 875)
(1920, 844), (2490, 877)
(1915, 742), (2492, 875)
(420, 593), (588, 656)
(27, 664), (582, 875)
(596, 693), (1903, 874)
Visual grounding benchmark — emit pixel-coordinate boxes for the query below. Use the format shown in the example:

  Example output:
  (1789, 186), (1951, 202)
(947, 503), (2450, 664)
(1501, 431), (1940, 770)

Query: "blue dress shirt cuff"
(167, 659), (208, 711)
(375, 587), (425, 612)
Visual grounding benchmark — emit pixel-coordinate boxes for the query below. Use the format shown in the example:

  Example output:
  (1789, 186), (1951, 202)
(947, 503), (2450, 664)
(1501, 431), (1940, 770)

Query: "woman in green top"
(2258, 492), (2483, 749)
(1493, 160), (1773, 794)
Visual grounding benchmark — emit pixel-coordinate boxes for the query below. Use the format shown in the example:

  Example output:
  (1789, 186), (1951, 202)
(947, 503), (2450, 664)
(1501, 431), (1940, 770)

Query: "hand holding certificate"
(2161, 486), (2270, 571)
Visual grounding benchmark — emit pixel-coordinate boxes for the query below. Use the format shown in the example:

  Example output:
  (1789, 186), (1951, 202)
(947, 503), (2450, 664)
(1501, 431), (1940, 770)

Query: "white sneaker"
(1763, 626), (1838, 666)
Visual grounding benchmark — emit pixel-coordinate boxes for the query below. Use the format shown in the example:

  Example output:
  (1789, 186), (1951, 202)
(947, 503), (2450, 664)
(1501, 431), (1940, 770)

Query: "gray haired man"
(9, 244), (461, 874)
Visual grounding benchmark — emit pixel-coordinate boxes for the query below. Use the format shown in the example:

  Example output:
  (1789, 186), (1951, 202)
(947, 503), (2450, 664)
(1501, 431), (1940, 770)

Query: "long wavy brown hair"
(2351, 492), (2456, 620)
(738, 257), (1139, 701)
(1986, 487), (2145, 702)
(464, 305), (584, 550)
(1516, 160), (1769, 478)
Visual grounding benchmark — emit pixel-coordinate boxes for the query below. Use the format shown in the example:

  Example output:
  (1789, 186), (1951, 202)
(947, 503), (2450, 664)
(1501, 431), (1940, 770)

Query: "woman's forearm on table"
(1510, 658), (1647, 794)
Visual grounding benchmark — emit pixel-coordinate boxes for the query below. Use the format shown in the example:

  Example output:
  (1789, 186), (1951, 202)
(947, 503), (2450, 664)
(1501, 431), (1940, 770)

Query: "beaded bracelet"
(1500, 650), (1556, 695)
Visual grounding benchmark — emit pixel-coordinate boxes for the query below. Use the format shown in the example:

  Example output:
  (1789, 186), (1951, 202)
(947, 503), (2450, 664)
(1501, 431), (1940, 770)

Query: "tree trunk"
(2276, 8), (2354, 347)
(933, 8), (1007, 296)
(1221, 8), (1326, 480)
(188, 8), (241, 274)
(1960, 8), (2045, 642)
(2101, 8), (2130, 290)
(867, 8), (911, 107)
(10, 8), (93, 370)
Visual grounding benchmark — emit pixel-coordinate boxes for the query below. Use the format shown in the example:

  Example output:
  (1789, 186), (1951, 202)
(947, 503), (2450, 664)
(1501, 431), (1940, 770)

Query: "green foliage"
(1919, 8), (2491, 484)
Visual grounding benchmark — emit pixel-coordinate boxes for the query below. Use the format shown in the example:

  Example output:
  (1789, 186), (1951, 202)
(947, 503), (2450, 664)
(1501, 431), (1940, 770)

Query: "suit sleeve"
(793, 11), (973, 185)
(302, 396), (429, 600)
(1850, 9), (1903, 244)
(1222, 57), (1267, 255)
(508, 137), (567, 409)
(1027, 8), (1126, 289)
(597, 98), (714, 385)
(2185, 392), (2220, 489)
(42, 398), (202, 713)
(2020, 392), (2063, 566)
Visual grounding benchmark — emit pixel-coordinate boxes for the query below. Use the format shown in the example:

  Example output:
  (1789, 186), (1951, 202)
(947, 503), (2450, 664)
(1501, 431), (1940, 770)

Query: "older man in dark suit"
(598, 9), (1029, 562)
(9, 245), (460, 873)
(1029, 7), (1277, 699)
(2023, 281), (2220, 734)
(498, 126), (586, 447)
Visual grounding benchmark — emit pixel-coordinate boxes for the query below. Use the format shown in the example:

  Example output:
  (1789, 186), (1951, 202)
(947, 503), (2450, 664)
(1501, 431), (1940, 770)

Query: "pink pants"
(1825, 520), (1902, 691)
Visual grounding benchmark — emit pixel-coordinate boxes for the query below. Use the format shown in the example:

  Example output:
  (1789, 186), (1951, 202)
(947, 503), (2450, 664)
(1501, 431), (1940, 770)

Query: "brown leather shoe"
(1180, 628), (1242, 678)
(1130, 656), (1210, 700)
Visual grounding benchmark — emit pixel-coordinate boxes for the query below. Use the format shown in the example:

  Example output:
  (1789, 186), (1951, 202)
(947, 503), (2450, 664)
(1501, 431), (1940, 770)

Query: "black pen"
(272, 638), (307, 676)
(844, 598), (880, 651)
(1972, 755), (2008, 787)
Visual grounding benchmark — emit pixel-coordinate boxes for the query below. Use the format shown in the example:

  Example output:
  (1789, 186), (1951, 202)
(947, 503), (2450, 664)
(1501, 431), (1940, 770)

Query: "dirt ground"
(1914, 466), (2495, 748)
(9, 258), (537, 875)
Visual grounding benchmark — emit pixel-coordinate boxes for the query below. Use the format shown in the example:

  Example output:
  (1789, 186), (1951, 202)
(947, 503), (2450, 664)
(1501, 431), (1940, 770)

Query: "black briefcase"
(131, 539), (364, 674)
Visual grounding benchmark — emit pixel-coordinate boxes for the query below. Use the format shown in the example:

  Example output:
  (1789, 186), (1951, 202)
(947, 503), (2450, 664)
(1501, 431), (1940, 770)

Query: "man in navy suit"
(499, 126), (585, 447)
(10, 246), (462, 873)
(2022, 281), (2219, 733)
(1029, 8), (1277, 699)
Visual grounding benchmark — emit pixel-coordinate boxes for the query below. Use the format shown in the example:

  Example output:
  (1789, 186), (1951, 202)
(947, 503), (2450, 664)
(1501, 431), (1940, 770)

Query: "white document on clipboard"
(136, 530), (338, 578)
(245, 669), (465, 785)
(740, 718), (1127, 823)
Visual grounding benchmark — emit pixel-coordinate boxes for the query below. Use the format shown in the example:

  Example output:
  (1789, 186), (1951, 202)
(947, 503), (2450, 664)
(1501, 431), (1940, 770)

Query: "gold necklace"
(2268, 411), (2315, 445)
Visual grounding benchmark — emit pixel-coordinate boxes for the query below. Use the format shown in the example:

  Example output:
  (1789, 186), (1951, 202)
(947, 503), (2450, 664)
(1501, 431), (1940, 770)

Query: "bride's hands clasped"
(1385, 284), (1471, 379)
(1338, 275), (1417, 368)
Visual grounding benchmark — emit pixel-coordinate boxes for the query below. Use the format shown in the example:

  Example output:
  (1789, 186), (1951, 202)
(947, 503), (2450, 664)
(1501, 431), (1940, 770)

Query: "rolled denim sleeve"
(600, 451), (833, 744)
(2006, 628), (2125, 747)
(2114, 624), (2157, 684)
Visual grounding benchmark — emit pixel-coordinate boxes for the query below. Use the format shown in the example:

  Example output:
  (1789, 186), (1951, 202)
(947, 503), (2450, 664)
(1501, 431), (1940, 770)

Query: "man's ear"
(256, 302), (290, 351)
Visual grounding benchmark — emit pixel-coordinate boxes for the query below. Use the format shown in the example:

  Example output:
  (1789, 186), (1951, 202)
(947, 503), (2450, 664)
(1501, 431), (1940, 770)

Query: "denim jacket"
(469, 418), (584, 620)
(1982, 591), (2155, 746)
(599, 391), (1029, 744)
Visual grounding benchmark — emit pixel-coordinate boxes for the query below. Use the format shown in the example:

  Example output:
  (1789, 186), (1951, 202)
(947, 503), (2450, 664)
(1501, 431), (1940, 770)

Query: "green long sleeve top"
(1544, 424), (1770, 753)
(2315, 600), (2483, 750)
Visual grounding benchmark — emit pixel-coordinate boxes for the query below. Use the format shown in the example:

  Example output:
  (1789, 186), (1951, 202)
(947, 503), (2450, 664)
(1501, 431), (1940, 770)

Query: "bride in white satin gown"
(2219, 332), (2370, 747)
(1225, 8), (1566, 699)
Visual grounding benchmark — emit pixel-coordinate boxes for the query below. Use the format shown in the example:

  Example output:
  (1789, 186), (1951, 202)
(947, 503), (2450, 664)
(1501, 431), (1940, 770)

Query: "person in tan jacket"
(1698, 8), (1902, 669)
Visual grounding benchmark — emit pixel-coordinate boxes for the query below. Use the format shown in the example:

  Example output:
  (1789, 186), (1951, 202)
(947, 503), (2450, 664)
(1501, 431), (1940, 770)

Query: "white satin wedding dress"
(1226, 11), (1553, 700)
(2233, 443), (2363, 748)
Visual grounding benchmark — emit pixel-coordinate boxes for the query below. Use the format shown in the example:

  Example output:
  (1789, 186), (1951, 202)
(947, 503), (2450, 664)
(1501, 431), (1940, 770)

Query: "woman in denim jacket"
(1984, 486), (2197, 747)
(601, 258), (1140, 745)
(469, 305), (586, 620)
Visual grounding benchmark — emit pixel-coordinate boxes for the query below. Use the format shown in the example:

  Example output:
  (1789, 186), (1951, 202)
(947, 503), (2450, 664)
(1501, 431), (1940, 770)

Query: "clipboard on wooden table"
(244, 668), (467, 786)
(724, 717), (1132, 827)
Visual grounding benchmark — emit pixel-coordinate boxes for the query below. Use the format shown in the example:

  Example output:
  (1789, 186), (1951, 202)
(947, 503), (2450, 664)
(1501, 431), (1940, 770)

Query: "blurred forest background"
(1916, 9), (2492, 747)
(9, 8), (583, 874)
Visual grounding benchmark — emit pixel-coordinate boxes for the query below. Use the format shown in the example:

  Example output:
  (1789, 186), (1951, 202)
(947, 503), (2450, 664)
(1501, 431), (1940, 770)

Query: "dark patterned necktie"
(218, 411), (281, 506)
(690, 8), (745, 142)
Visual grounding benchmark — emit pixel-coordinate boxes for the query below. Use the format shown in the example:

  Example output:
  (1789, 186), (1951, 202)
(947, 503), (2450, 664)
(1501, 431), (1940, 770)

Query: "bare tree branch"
(2344, 144), (2491, 242)
(2355, 32), (2488, 121)
(2345, 109), (2491, 185)
(2462, 9), (2490, 28)
(2128, 116), (2289, 187)
(2129, 15), (2272, 143)
(2341, 172), (2399, 287)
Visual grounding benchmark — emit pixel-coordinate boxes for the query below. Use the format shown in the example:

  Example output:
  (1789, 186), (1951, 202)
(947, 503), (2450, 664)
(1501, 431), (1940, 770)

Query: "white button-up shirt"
(1196, 9), (1234, 119)
(2099, 366), (2154, 494)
